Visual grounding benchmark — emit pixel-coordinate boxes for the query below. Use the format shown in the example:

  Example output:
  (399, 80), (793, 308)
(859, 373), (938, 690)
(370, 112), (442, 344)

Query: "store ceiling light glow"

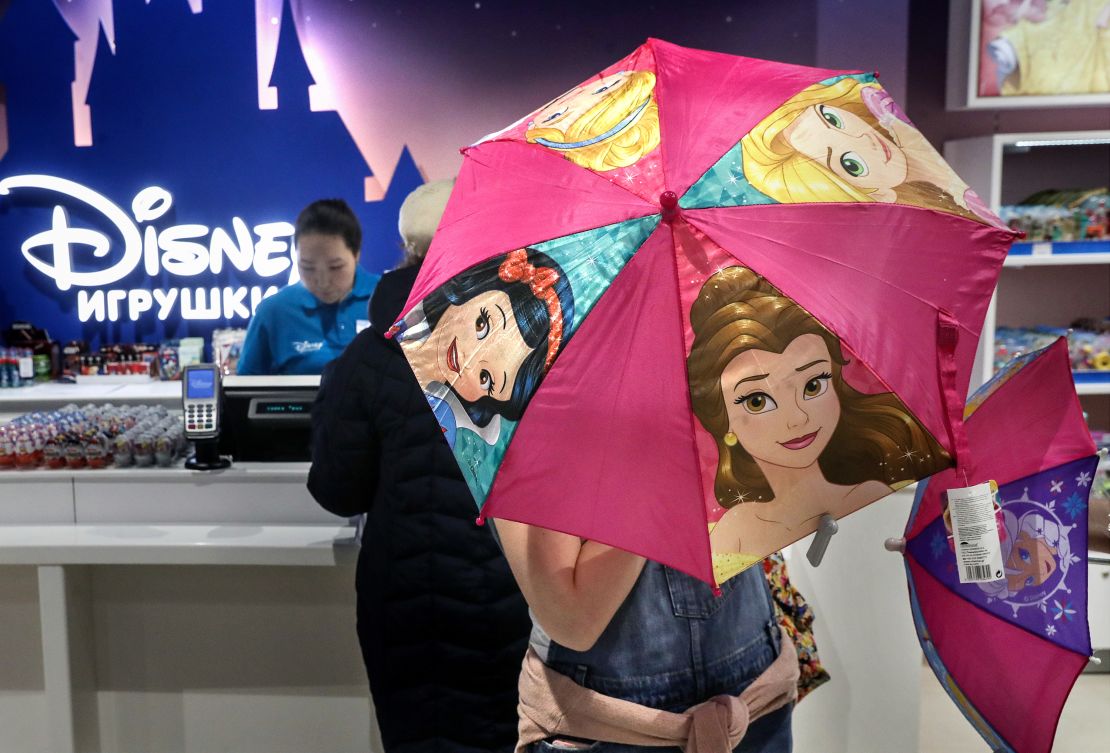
(1011, 138), (1110, 148)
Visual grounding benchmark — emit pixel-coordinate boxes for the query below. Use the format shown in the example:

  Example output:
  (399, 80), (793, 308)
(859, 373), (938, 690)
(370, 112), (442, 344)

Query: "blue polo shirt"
(237, 267), (380, 375)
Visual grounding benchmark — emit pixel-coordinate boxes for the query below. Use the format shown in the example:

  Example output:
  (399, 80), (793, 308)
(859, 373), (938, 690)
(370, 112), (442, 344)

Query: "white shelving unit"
(946, 131), (1110, 665)
(944, 131), (1110, 406)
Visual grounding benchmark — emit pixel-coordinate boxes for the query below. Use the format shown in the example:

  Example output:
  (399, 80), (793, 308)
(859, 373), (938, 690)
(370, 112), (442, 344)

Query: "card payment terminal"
(183, 364), (230, 470)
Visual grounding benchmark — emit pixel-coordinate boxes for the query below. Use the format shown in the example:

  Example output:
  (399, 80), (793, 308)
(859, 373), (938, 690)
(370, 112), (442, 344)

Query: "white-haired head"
(397, 179), (455, 267)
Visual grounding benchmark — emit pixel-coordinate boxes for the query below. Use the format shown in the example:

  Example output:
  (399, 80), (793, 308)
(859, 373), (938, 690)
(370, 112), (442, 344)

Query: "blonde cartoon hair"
(687, 266), (950, 506)
(525, 70), (660, 172)
(742, 78), (880, 203)
(741, 78), (981, 221)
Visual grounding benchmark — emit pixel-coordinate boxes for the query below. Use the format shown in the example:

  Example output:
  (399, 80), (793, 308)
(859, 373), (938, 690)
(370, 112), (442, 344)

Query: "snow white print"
(393, 248), (574, 449)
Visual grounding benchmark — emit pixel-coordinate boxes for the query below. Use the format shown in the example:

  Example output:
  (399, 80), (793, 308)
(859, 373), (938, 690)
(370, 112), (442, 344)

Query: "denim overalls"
(533, 562), (792, 753)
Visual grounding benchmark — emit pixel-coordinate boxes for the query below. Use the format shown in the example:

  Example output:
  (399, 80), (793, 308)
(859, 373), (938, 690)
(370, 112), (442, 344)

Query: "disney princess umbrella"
(389, 38), (1018, 587)
(889, 338), (1102, 753)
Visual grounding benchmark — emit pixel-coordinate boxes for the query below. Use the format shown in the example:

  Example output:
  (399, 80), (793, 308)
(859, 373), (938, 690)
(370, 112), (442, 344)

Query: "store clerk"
(237, 199), (380, 375)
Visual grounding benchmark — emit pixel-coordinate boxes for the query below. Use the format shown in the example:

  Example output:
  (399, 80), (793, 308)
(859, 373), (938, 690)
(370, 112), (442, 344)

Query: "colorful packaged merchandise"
(994, 323), (1110, 374)
(0, 404), (186, 470)
(211, 328), (247, 376)
(999, 187), (1109, 243)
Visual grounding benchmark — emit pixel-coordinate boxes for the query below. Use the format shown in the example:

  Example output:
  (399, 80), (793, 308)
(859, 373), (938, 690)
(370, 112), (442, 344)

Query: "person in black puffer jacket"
(308, 180), (530, 753)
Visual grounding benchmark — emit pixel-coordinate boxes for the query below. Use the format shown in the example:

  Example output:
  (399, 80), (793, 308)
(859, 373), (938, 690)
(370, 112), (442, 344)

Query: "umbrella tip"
(475, 515), (486, 527)
(884, 537), (906, 553)
(660, 191), (680, 223)
(711, 585), (722, 597)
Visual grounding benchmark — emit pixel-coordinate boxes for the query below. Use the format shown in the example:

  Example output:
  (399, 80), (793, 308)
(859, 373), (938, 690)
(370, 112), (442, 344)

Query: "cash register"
(218, 375), (319, 462)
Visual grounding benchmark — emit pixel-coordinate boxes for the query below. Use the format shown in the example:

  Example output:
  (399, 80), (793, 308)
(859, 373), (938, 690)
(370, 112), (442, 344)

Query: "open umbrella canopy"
(391, 38), (1017, 586)
(902, 338), (1099, 753)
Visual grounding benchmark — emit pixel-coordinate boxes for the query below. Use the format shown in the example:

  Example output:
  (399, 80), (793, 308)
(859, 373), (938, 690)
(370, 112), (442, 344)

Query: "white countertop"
(0, 380), (182, 404)
(0, 524), (358, 566)
(0, 460), (310, 483)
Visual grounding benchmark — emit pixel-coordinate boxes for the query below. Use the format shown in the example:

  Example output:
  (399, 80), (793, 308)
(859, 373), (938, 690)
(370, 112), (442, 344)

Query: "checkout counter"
(0, 377), (377, 753)
(218, 376), (318, 462)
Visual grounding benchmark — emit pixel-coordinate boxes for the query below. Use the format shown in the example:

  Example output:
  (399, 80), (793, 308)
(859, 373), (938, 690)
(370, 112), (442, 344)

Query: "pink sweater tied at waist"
(516, 627), (799, 753)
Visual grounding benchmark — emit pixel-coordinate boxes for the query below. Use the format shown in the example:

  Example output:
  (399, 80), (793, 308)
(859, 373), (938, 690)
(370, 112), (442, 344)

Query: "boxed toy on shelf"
(994, 321), (1110, 374)
(999, 187), (1109, 243)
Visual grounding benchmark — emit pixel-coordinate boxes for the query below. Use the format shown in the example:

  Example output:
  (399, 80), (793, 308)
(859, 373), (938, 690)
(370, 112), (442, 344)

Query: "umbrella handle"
(805, 514), (839, 567)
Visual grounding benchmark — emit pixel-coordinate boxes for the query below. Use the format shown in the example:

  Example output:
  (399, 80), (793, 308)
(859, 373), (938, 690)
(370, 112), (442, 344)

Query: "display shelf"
(944, 130), (1110, 387)
(1006, 240), (1110, 267)
(1075, 373), (1110, 395)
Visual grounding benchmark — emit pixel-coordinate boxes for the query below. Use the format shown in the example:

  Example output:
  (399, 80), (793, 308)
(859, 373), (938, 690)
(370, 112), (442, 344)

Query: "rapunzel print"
(741, 77), (1001, 226)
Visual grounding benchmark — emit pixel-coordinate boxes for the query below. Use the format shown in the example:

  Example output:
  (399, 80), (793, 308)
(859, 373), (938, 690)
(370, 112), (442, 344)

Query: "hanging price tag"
(946, 481), (1005, 584)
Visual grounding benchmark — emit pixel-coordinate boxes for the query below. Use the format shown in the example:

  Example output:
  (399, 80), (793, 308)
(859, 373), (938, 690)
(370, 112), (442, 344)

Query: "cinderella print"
(525, 70), (661, 172)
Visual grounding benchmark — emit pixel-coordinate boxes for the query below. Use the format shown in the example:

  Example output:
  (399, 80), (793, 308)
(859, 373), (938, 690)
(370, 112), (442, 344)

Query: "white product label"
(18, 356), (33, 379)
(947, 481), (1005, 584)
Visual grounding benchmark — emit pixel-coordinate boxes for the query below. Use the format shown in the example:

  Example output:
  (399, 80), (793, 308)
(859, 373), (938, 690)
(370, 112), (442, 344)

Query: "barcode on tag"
(947, 481), (1005, 585)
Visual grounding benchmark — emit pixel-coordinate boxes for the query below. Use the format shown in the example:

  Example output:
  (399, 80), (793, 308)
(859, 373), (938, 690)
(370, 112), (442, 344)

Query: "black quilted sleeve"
(307, 329), (384, 517)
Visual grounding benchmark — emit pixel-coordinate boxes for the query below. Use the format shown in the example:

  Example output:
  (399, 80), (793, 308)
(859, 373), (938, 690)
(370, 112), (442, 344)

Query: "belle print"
(687, 266), (950, 558)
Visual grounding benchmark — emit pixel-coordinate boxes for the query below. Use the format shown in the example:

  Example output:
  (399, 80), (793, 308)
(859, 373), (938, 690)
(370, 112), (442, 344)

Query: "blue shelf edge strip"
(1009, 239), (1110, 256)
(1073, 371), (1110, 385)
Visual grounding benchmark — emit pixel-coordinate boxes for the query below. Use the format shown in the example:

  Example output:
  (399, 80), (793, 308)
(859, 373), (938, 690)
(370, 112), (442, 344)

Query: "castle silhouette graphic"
(0, 0), (424, 346)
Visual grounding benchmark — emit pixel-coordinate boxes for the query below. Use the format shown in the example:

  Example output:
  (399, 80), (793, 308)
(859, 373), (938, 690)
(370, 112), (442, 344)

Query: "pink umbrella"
(390, 39), (1017, 587)
(895, 338), (1100, 753)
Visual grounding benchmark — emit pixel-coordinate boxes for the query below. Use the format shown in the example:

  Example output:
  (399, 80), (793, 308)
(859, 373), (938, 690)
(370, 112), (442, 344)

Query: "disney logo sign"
(0, 174), (300, 322)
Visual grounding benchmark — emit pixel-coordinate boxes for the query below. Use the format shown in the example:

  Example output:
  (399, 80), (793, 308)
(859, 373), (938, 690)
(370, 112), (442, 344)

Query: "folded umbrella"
(897, 338), (1100, 753)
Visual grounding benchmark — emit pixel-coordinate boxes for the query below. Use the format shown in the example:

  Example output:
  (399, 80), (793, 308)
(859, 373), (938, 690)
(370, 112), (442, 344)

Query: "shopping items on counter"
(0, 348), (35, 388)
(0, 403), (186, 470)
(999, 187), (1109, 243)
(890, 339), (1100, 753)
(212, 328), (246, 376)
(390, 38), (1016, 587)
(156, 337), (205, 380)
(2, 321), (59, 381)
